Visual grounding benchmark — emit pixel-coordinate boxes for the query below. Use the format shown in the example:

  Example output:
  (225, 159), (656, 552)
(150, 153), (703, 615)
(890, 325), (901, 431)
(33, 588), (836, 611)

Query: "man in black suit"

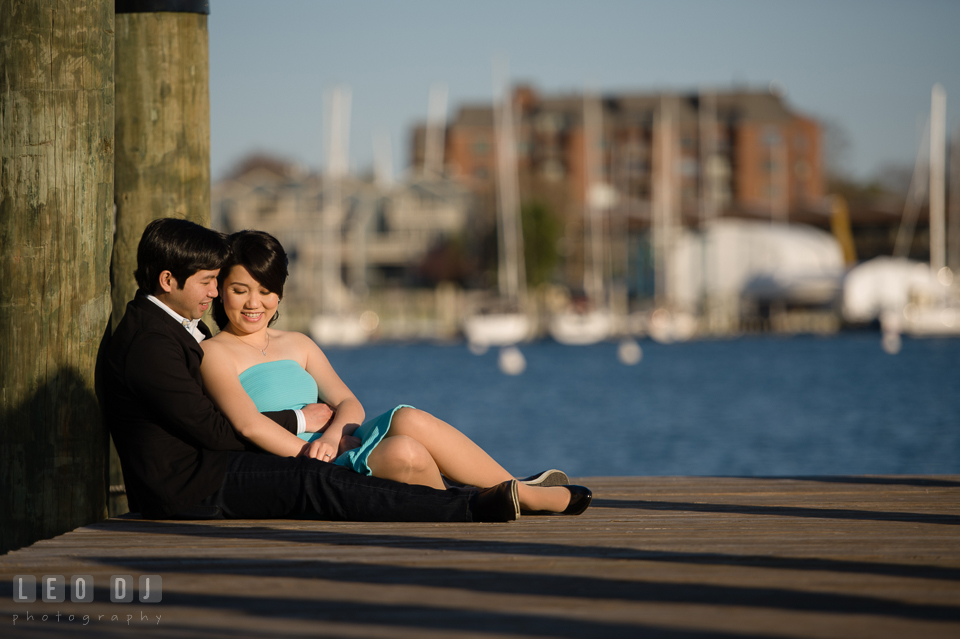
(100, 218), (518, 522)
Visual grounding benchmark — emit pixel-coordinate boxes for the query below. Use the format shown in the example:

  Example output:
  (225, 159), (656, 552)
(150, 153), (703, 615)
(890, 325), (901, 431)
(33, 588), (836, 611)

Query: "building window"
(762, 126), (782, 146)
(376, 200), (389, 235)
(536, 113), (561, 134)
(473, 167), (489, 180)
(541, 159), (565, 182)
(472, 140), (489, 156)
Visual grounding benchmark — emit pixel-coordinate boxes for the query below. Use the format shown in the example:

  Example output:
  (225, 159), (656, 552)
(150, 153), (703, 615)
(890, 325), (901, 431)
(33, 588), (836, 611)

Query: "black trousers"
(201, 451), (474, 522)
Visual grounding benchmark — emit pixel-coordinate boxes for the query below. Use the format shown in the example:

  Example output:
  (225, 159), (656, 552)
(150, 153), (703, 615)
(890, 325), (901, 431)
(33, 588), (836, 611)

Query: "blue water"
(323, 334), (960, 478)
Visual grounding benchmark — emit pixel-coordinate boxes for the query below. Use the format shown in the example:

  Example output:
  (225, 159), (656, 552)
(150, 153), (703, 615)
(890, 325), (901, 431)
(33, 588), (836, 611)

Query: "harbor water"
(323, 334), (960, 478)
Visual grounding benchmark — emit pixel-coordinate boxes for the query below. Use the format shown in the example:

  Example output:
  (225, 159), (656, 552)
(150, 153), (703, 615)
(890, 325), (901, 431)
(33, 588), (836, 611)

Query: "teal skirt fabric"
(298, 404), (412, 476)
(238, 359), (408, 476)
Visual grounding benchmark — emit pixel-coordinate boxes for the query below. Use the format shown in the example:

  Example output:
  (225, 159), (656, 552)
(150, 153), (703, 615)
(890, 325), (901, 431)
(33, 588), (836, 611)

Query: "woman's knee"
(372, 435), (432, 474)
(391, 407), (431, 437)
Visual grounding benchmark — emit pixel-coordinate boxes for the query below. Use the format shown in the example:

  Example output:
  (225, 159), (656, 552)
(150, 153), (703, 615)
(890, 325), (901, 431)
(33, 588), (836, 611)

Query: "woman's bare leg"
(387, 408), (570, 512)
(366, 435), (445, 490)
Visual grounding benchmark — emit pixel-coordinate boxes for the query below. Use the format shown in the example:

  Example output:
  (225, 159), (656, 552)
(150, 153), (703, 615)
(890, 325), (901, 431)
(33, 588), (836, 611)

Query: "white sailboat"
(310, 87), (370, 347)
(463, 62), (532, 355)
(901, 84), (960, 337)
(844, 84), (960, 342)
(549, 90), (613, 345)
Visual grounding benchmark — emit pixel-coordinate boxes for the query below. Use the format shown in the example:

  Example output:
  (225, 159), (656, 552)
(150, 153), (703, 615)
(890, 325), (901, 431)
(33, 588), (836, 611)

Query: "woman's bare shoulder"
(200, 332), (236, 361)
(268, 329), (318, 357)
(266, 328), (312, 346)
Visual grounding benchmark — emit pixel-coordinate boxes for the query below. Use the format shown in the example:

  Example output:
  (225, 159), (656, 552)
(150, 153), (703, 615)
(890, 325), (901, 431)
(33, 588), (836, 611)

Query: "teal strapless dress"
(238, 359), (409, 475)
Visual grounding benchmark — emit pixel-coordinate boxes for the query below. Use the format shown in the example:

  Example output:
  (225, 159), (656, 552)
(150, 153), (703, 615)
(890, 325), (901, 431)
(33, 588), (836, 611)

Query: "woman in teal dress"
(199, 230), (590, 516)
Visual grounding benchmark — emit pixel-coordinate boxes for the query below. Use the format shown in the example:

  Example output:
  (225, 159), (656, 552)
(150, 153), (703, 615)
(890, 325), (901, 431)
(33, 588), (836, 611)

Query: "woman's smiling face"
(220, 264), (280, 334)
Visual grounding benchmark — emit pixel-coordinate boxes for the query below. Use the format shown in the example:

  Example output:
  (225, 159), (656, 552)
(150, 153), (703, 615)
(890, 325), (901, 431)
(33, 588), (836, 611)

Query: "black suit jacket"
(101, 293), (299, 518)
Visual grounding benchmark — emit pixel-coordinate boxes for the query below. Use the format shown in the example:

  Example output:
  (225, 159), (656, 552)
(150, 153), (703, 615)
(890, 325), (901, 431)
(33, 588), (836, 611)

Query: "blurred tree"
(521, 200), (562, 286)
(417, 235), (476, 287)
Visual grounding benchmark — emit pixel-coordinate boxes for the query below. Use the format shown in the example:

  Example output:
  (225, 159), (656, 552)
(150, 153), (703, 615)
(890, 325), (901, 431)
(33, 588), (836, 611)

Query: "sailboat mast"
(892, 119), (930, 259)
(930, 84), (946, 274)
(654, 95), (680, 306)
(322, 86), (351, 316)
(583, 90), (605, 304)
(373, 131), (393, 188)
(949, 126), (960, 274)
(772, 130), (789, 223)
(492, 61), (526, 306)
(699, 90), (717, 227)
(424, 84), (448, 177)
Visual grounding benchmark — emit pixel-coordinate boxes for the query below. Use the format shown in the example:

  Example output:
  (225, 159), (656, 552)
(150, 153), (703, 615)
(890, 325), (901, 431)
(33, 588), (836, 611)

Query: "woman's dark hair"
(213, 230), (289, 329)
(135, 218), (230, 294)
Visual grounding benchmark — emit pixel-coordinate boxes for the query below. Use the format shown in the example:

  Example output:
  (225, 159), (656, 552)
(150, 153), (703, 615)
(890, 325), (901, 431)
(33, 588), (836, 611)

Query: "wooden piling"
(0, 0), (114, 555)
(112, 0), (212, 328)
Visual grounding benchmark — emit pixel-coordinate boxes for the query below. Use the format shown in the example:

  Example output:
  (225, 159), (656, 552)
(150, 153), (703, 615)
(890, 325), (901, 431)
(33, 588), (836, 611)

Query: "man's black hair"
(134, 218), (231, 294)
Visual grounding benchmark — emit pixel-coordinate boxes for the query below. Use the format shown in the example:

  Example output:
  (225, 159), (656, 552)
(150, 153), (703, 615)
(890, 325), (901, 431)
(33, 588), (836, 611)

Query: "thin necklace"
(232, 331), (269, 356)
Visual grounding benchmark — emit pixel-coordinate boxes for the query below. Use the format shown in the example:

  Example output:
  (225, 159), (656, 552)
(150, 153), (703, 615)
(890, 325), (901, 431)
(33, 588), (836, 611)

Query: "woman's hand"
(303, 432), (340, 462)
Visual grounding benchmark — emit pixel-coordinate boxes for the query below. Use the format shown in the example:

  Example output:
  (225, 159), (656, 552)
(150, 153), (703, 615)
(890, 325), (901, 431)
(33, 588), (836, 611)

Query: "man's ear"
(157, 270), (178, 294)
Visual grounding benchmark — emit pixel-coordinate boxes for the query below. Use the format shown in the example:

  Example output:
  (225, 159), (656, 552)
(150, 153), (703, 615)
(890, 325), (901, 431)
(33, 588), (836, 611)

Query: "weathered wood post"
(0, 1), (114, 554)
(109, 0), (211, 515)
(112, 0), (212, 326)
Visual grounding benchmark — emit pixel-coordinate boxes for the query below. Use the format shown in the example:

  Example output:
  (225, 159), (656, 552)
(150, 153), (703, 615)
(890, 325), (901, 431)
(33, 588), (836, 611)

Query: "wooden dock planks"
(2, 475), (959, 638)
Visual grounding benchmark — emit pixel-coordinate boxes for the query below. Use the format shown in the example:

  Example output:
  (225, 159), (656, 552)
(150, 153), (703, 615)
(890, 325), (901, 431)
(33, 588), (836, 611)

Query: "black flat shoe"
(521, 484), (593, 516)
(519, 469), (569, 487)
(470, 479), (520, 522)
(561, 485), (592, 516)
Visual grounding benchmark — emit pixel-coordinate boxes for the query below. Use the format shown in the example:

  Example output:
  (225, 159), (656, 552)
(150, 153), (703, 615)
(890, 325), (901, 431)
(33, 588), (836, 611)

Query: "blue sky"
(208, 0), (960, 183)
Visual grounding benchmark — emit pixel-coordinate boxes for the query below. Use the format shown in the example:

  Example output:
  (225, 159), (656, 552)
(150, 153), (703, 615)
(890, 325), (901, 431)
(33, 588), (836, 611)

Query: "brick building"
(412, 85), (824, 228)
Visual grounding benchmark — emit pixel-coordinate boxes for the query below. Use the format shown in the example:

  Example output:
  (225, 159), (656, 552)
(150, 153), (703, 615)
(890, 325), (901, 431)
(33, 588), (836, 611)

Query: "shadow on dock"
(592, 498), (960, 526)
(4, 476), (959, 638)
(73, 553), (960, 623)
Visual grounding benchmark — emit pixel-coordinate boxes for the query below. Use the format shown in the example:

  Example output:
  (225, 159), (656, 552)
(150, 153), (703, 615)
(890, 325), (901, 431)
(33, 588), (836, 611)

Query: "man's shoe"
(521, 485), (593, 516)
(470, 479), (520, 522)
(519, 469), (569, 487)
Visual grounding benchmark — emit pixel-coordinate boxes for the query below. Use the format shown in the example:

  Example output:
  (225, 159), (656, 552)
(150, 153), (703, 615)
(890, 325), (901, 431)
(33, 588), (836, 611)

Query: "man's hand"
(301, 402), (335, 433)
(338, 435), (361, 456)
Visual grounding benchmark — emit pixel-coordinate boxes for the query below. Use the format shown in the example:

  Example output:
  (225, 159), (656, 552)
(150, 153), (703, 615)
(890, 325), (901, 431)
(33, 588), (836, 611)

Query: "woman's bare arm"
(199, 340), (307, 457)
(294, 333), (365, 461)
